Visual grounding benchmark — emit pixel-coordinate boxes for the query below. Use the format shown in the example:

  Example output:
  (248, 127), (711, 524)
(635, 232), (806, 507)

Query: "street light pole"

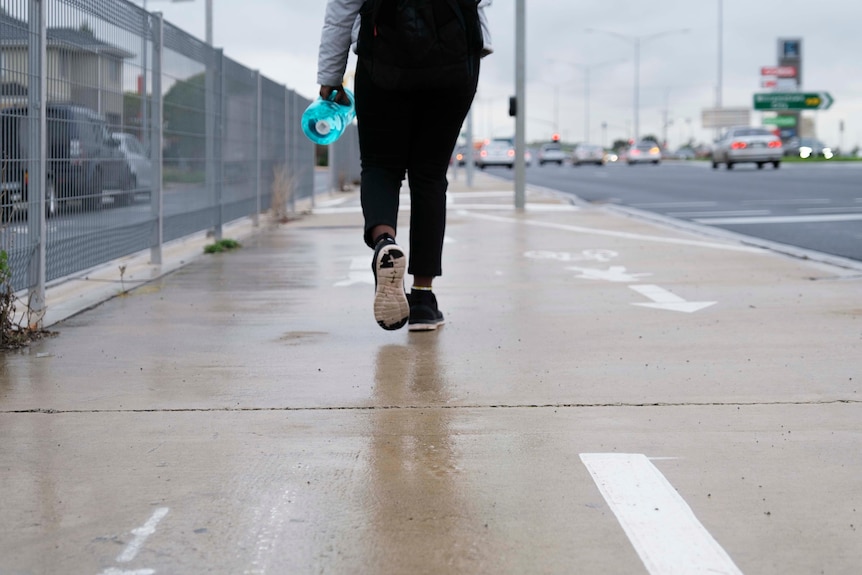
(585, 27), (689, 142)
(550, 58), (625, 143)
(717, 0), (723, 109)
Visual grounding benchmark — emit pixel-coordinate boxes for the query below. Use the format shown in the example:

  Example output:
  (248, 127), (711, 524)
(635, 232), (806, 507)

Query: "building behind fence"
(0, 0), (360, 317)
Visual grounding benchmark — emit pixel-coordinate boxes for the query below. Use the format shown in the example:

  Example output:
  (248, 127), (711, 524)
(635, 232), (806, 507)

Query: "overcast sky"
(150, 0), (862, 149)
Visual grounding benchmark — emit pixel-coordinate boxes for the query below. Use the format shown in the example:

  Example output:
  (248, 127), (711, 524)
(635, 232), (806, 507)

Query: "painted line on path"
(98, 507), (169, 574)
(580, 453), (743, 575)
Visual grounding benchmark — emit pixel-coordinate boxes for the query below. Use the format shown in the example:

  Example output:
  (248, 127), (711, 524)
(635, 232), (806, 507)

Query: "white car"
(476, 140), (515, 169)
(712, 126), (782, 170)
(571, 143), (605, 166)
(111, 132), (153, 203)
(537, 143), (566, 166)
(625, 141), (662, 165)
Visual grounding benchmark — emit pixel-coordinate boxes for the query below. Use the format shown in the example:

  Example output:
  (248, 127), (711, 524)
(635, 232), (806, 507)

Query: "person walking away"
(316, 0), (493, 331)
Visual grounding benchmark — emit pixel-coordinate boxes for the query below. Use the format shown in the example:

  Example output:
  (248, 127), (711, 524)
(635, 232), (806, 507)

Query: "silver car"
(537, 142), (567, 166)
(476, 140), (515, 169)
(111, 132), (153, 205)
(625, 141), (662, 165)
(572, 143), (605, 166)
(712, 126), (782, 170)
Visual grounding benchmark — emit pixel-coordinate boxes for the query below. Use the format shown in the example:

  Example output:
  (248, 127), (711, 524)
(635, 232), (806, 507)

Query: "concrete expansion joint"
(6, 398), (861, 415)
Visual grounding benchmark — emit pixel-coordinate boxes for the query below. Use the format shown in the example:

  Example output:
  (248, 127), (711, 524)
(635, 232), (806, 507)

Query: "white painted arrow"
(568, 265), (652, 283)
(629, 284), (716, 313)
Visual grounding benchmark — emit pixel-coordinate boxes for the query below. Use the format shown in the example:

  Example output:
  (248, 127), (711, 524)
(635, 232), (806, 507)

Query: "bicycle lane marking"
(580, 453), (743, 575)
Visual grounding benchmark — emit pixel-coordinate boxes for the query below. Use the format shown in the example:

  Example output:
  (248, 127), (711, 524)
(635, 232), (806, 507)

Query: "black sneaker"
(408, 290), (445, 331)
(372, 237), (408, 330)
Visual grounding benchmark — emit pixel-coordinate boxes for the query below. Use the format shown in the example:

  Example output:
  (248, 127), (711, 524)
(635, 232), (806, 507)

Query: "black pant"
(354, 59), (478, 277)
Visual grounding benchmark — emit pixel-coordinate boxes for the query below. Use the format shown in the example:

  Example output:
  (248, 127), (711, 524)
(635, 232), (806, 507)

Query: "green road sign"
(753, 92), (834, 111)
(762, 116), (797, 127)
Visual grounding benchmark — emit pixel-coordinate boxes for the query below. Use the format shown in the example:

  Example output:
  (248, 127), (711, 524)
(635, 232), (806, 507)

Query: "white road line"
(116, 507), (169, 563)
(695, 213), (862, 225)
(798, 206), (862, 214)
(667, 210), (771, 218)
(580, 453), (743, 575)
(462, 211), (763, 253)
(630, 201), (718, 209)
(742, 198), (830, 206)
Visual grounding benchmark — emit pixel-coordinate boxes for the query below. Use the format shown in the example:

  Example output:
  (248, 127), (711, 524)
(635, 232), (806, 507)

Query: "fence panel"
(0, 0), (326, 299)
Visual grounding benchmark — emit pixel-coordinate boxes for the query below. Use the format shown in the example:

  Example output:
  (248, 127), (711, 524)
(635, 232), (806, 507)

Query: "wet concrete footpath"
(2, 169), (861, 575)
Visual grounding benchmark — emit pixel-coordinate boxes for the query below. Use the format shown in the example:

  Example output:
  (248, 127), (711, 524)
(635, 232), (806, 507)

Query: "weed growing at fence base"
(204, 239), (242, 254)
(0, 250), (56, 350)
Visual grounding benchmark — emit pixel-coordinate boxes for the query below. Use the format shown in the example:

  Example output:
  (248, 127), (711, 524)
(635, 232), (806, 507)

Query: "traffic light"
(552, 133), (560, 142)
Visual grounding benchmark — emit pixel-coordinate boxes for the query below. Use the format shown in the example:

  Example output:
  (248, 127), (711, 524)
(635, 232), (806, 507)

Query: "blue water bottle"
(301, 88), (355, 145)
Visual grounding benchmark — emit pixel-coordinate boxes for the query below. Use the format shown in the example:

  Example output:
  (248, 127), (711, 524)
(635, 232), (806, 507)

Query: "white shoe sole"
(373, 244), (408, 330)
(408, 319), (445, 332)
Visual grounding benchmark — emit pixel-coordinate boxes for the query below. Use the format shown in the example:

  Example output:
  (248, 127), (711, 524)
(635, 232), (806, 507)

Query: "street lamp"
(550, 58), (625, 144)
(585, 27), (689, 142)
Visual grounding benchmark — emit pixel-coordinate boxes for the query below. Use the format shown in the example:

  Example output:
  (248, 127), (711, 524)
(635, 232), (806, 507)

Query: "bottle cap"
(315, 120), (331, 136)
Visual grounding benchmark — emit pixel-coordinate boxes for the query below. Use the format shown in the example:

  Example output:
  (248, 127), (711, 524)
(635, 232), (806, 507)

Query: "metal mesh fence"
(0, 0), (326, 299)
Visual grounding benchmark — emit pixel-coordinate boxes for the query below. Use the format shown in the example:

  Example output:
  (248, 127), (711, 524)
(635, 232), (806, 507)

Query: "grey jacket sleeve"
(317, 0), (364, 87)
(478, 0), (493, 57)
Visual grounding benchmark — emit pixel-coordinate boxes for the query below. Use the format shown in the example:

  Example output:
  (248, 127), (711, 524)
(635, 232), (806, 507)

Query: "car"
(476, 139), (515, 169)
(783, 137), (833, 159)
(625, 141), (662, 165)
(1, 103), (128, 218)
(111, 132), (153, 205)
(712, 126), (782, 170)
(571, 143), (605, 166)
(537, 142), (566, 166)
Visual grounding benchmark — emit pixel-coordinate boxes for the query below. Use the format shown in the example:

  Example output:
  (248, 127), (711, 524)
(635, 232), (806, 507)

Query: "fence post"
(150, 12), (164, 265)
(282, 88), (296, 214)
(211, 49), (225, 241)
(26, 0), (47, 324)
(254, 70), (261, 226)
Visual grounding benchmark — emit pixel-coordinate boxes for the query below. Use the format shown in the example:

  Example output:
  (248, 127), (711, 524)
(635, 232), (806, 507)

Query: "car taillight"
(631, 149), (640, 155)
(480, 150), (487, 157)
(767, 140), (782, 148)
(730, 141), (747, 150)
(650, 147), (659, 154)
(507, 149), (515, 157)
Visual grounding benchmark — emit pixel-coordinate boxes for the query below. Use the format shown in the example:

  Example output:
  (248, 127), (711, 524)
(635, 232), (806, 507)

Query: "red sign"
(761, 79), (777, 88)
(761, 66), (797, 78)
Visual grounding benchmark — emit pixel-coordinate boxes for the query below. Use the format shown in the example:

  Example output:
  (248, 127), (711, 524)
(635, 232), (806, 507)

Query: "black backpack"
(356, 0), (483, 91)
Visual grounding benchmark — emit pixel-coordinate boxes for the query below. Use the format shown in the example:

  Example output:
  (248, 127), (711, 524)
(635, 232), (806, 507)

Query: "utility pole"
(514, 0), (525, 209)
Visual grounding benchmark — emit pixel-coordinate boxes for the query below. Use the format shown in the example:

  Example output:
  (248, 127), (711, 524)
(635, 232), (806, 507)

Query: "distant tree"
(162, 73), (206, 168)
(612, 139), (629, 152)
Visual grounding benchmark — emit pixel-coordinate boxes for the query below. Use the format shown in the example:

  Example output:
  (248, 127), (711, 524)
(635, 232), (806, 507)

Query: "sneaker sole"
(373, 245), (408, 330)
(408, 318), (445, 332)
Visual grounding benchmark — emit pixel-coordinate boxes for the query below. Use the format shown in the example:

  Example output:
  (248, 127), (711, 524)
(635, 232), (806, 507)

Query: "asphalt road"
(490, 161), (862, 264)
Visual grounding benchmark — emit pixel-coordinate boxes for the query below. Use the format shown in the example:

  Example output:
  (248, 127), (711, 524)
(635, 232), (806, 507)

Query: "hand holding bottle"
(302, 86), (355, 145)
